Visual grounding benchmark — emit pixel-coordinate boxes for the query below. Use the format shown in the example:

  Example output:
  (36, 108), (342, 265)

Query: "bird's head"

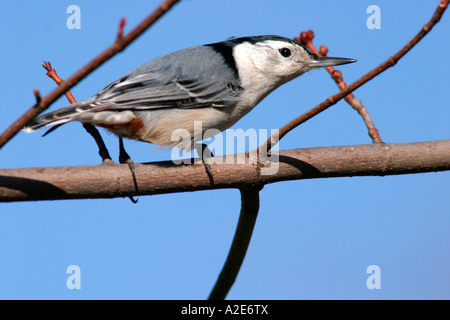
(226, 35), (356, 87)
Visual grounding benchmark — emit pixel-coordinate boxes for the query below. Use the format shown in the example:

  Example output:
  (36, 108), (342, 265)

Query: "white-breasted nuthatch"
(24, 35), (355, 158)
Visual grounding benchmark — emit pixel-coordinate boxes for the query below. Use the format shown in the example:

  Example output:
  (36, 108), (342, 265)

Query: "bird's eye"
(279, 48), (291, 58)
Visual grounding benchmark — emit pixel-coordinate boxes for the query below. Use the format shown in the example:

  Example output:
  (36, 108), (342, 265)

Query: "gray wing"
(88, 45), (243, 111)
(24, 46), (243, 132)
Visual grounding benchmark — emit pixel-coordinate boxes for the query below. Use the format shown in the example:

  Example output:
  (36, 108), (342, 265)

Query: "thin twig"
(42, 61), (77, 104)
(295, 30), (383, 143)
(208, 186), (262, 300)
(0, 0), (181, 149)
(117, 17), (127, 41)
(261, 0), (449, 152)
(33, 89), (42, 104)
(42, 61), (112, 162)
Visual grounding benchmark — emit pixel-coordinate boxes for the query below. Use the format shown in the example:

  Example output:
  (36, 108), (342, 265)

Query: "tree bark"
(1, 140), (449, 202)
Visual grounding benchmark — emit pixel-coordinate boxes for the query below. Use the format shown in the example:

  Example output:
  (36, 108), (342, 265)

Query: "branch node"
(331, 69), (342, 82)
(388, 56), (397, 67)
(117, 17), (127, 41)
(42, 61), (52, 72)
(319, 44), (329, 56)
(369, 128), (383, 143)
(327, 96), (336, 104)
(297, 29), (315, 46)
(33, 89), (42, 105)
(43, 60), (65, 86)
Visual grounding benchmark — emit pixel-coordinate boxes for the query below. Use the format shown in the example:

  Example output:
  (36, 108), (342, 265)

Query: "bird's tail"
(22, 102), (91, 133)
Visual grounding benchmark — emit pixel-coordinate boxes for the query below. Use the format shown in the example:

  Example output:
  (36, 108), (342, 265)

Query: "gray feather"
(24, 45), (243, 132)
(95, 46), (243, 109)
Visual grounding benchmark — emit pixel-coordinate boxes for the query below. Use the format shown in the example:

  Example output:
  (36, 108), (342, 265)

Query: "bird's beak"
(309, 56), (357, 67)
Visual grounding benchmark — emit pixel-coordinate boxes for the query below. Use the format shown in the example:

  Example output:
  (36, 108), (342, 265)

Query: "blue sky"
(0, 0), (449, 299)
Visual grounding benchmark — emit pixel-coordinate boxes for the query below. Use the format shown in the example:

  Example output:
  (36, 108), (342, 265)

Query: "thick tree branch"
(0, 140), (449, 202)
(0, 0), (180, 149)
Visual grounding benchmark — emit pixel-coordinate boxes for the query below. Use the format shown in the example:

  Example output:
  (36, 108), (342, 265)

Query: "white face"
(233, 39), (315, 86)
(228, 37), (354, 115)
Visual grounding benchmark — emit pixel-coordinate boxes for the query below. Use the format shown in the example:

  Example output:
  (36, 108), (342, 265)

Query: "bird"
(23, 35), (356, 185)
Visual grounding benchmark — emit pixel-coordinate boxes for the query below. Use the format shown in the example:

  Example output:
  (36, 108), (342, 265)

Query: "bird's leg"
(82, 123), (112, 163)
(196, 143), (215, 186)
(119, 137), (139, 204)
